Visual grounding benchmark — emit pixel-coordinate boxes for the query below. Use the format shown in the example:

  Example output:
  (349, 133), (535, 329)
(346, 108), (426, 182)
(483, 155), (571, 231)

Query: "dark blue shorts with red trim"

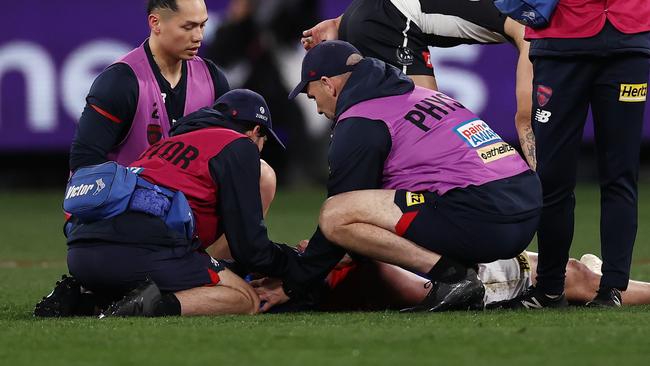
(67, 242), (224, 294)
(393, 171), (542, 264)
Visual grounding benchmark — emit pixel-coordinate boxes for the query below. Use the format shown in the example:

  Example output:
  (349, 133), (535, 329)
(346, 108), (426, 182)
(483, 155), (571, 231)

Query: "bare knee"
(219, 269), (260, 315)
(240, 284), (261, 315)
(319, 194), (350, 241)
(567, 259), (598, 283)
(260, 159), (277, 216)
(565, 259), (599, 302)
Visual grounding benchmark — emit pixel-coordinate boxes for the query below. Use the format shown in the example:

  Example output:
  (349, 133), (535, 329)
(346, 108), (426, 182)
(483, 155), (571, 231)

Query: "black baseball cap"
(288, 40), (362, 100)
(213, 89), (285, 149)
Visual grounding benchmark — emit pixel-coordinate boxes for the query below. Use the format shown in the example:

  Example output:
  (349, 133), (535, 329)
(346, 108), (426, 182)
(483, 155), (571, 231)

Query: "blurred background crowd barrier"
(2, 0), (650, 188)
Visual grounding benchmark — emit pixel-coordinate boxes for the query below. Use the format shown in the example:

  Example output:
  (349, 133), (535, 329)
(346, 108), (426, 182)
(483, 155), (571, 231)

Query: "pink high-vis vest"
(338, 87), (530, 195)
(526, 0), (650, 39)
(107, 42), (215, 166)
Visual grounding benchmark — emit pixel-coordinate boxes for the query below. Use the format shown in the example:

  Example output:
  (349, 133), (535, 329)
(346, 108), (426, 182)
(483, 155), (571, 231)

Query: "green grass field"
(1, 186), (650, 366)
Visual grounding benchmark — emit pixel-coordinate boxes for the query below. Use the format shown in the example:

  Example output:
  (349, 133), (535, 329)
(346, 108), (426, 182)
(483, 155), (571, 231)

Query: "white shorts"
(478, 252), (533, 304)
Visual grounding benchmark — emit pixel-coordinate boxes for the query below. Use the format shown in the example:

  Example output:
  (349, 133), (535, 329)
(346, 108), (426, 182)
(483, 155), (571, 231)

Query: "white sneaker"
(579, 254), (603, 276)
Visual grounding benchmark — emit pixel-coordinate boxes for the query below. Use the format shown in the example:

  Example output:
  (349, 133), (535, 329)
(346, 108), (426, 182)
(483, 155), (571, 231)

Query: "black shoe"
(99, 279), (162, 318)
(586, 287), (622, 307)
(34, 275), (82, 317)
(401, 267), (485, 312)
(486, 286), (568, 310)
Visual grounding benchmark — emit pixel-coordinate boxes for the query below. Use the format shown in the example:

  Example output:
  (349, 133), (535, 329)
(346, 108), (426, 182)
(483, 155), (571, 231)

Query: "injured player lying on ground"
(253, 241), (650, 312)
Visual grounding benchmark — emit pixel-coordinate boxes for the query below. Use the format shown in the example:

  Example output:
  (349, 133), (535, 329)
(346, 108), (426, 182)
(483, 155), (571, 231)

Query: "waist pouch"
(63, 162), (195, 241)
(493, 0), (559, 28)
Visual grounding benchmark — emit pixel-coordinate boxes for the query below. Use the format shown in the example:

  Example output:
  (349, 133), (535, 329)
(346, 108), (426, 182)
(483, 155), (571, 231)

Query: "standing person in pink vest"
(490, 0), (650, 309)
(69, 0), (230, 170)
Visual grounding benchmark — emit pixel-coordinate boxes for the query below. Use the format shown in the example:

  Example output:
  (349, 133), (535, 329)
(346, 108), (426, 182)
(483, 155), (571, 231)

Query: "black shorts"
(393, 171), (541, 264)
(67, 243), (225, 293)
(339, 0), (510, 75)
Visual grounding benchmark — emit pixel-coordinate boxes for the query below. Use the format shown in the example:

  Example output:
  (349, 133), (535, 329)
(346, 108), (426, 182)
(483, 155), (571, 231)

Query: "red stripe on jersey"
(326, 262), (358, 289)
(395, 211), (419, 237)
(90, 104), (122, 123)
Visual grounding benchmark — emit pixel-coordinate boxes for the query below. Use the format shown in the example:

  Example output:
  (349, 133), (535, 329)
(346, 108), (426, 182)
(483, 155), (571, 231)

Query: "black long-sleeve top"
(69, 40), (230, 171)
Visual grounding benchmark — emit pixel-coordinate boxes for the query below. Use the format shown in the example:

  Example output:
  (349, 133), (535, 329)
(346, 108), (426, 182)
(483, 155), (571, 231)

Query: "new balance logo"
(521, 297), (543, 309)
(535, 109), (552, 123)
(65, 183), (95, 199)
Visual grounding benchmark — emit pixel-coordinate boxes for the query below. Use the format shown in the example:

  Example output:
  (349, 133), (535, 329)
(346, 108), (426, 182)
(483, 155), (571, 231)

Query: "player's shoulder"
(91, 63), (137, 93)
(87, 62), (138, 108)
(333, 117), (391, 150)
(199, 57), (231, 96)
(197, 56), (222, 76)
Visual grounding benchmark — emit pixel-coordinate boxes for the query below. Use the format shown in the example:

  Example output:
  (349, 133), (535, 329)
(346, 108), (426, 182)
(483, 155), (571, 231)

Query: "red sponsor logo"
(536, 85), (553, 107)
(422, 51), (433, 69)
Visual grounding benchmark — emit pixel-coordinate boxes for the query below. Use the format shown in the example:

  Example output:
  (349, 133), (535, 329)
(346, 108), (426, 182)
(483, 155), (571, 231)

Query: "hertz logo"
(619, 83), (647, 102)
(477, 142), (517, 163)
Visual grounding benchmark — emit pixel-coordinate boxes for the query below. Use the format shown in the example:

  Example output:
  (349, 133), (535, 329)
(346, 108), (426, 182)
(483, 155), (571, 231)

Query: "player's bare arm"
(505, 17), (536, 170)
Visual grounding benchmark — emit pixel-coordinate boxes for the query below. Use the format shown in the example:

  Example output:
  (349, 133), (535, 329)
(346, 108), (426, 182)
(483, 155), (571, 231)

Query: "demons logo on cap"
(308, 70), (317, 77)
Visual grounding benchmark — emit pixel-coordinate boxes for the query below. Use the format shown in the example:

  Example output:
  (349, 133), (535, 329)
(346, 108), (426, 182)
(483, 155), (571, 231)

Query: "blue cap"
(213, 89), (285, 149)
(288, 40), (362, 100)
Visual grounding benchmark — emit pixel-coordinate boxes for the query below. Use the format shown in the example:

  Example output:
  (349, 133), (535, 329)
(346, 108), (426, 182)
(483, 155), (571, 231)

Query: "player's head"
(213, 89), (285, 152)
(289, 40), (362, 119)
(147, 0), (208, 61)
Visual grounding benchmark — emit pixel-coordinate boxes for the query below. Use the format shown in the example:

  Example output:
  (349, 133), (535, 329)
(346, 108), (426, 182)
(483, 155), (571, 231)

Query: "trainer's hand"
(301, 15), (342, 50)
(250, 277), (289, 312)
(296, 239), (309, 253)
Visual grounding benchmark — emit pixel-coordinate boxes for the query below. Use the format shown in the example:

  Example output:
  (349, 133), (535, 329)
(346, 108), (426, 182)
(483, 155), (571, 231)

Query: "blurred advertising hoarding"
(1, 0), (647, 151)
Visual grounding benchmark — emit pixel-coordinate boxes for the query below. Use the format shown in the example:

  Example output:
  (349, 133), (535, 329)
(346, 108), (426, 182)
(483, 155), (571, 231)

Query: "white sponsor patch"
(65, 183), (95, 199)
(255, 113), (268, 121)
(477, 142), (517, 163)
(455, 119), (502, 148)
